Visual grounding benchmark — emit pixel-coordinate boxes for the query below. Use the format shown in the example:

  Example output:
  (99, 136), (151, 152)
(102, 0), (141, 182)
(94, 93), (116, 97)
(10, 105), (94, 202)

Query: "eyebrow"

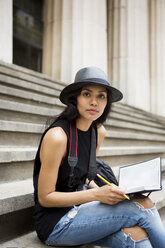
(82, 88), (107, 93)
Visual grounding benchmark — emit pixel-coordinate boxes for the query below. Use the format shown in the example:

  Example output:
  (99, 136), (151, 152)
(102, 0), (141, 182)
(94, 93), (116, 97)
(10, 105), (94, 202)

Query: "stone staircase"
(0, 61), (165, 247)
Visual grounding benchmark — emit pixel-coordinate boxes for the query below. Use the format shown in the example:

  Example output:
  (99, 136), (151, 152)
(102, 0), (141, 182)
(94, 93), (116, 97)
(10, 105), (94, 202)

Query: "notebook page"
(119, 157), (161, 193)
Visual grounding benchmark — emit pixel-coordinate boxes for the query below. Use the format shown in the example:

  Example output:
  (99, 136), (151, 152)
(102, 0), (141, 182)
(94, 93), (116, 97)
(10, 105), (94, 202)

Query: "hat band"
(75, 78), (110, 87)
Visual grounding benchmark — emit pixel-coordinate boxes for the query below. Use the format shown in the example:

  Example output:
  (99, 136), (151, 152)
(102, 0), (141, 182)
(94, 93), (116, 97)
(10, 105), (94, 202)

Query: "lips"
(86, 109), (99, 114)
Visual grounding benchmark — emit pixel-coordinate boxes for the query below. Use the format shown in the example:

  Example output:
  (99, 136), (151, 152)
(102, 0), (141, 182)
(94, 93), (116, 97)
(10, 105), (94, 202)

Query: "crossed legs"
(45, 197), (165, 247)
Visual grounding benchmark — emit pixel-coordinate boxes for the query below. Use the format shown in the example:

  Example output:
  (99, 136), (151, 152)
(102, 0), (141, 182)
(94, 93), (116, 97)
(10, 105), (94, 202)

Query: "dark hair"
(47, 86), (112, 128)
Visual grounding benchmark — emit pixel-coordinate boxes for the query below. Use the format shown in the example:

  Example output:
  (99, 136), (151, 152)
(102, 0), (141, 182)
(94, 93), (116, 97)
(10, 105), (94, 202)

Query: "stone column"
(107, 0), (150, 111)
(42, 0), (107, 83)
(108, 0), (128, 98)
(149, 0), (165, 117)
(42, 0), (63, 80)
(0, 0), (13, 63)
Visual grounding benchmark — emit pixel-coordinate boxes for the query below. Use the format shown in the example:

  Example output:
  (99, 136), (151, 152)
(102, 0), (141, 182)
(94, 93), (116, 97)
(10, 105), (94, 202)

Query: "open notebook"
(119, 157), (162, 194)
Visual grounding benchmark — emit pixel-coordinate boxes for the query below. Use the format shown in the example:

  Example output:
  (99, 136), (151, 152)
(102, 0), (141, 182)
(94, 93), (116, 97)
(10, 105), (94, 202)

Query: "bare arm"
(96, 124), (106, 155)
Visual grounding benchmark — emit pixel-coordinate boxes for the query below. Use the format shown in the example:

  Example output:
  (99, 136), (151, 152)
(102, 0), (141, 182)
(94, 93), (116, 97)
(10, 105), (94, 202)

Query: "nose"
(90, 97), (98, 106)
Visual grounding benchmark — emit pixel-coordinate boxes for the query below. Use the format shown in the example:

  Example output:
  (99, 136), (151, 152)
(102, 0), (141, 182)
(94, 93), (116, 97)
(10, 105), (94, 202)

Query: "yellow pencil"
(97, 174), (130, 200)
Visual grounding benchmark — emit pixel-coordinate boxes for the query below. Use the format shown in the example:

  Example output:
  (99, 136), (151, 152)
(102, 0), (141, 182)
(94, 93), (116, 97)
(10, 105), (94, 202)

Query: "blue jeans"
(45, 200), (165, 248)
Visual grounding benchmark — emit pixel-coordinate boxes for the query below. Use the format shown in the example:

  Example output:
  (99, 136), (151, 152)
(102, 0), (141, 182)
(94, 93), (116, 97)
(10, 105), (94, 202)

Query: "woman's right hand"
(94, 184), (126, 205)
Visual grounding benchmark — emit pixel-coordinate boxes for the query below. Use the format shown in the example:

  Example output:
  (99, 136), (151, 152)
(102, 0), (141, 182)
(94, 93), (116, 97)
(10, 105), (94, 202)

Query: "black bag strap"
(67, 121), (97, 188)
(67, 120), (78, 188)
(87, 127), (97, 182)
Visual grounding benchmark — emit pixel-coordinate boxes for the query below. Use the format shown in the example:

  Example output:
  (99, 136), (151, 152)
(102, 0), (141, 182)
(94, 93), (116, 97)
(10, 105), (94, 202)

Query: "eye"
(82, 92), (90, 97)
(98, 94), (106, 99)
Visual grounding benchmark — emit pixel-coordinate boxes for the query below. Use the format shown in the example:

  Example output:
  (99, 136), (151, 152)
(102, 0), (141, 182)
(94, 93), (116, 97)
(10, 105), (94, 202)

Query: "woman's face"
(77, 85), (107, 122)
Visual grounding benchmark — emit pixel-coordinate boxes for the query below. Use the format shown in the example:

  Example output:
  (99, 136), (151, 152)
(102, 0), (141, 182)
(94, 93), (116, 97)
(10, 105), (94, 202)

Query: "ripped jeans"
(45, 200), (165, 248)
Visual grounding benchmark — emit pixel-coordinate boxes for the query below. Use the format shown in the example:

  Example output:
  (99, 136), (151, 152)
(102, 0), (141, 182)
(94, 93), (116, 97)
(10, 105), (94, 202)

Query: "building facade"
(1, 0), (165, 116)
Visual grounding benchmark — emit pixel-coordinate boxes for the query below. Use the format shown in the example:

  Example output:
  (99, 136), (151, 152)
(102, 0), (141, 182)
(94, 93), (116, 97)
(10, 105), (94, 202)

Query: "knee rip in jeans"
(133, 198), (155, 215)
(122, 229), (149, 248)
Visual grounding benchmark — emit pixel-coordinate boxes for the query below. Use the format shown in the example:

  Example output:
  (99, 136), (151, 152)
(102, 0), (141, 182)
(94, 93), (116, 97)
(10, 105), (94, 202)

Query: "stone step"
(0, 61), (66, 91)
(1, 161), (164, 217)
(1, 78), (164, 129)
(98, 146), (165, 167)
(1, 77), (165, 129)
(0, 179), (33, 216)
(0, 120), (43, 133)
(0, 179), (34, 243)
(0, 99), (59, 123)
(0, 64), (154, 119)
(1, 119), (165, 147)
(0, 84), (62, 108)
(116, 102), (165, 125)
(98, 146), (165, 157)
(104, 130), (165, 146)
(0, 146), (36, 182)
(106, 118), (165, 135)
(116, 102), (165, 120)
(0, 120), (43, 146)
(106, 130), (165, 142)
(111, 105), (165, 129)
(1, 62), (165, 127)
(0, 160), (33, 183)
(1, 69), (165, 128)
(0, 231), (50, 248)
(2, 61), (163, 127)
(0, 146), (37, 164)
(1, 99), (165, 138)
(0, 91), (164, 130)
(0, 231), (95, 248)
(1, 145), (164, 165)
(0, 73), (61, 98)
(0, 146), (165, 183)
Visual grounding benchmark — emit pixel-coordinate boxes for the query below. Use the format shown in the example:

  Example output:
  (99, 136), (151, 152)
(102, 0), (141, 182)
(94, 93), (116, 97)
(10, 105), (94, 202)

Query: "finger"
(107, 192), (125, 201)
(110, 187), (125, 196)
(108, 198), (124, 205)
(111, 184), (126, 194)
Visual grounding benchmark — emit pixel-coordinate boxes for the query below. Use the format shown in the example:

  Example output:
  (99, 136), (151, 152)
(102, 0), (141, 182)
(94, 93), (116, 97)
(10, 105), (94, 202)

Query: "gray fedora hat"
(59, 66), (123, 104)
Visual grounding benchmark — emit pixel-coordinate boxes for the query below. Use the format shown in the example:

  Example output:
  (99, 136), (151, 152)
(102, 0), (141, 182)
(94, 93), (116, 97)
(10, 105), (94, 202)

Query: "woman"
(33, 67), (165, 247)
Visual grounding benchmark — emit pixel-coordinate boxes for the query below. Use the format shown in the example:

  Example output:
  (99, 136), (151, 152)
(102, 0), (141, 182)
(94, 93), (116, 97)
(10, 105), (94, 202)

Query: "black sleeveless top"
(33, 119), (94, 242)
